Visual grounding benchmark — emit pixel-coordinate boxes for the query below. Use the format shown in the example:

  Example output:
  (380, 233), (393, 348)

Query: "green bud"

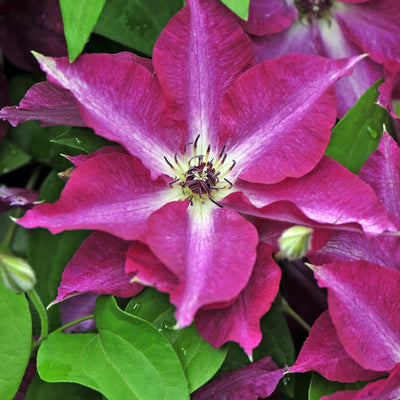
(277, 226), (313, 260)
(0, 254), (36, 293)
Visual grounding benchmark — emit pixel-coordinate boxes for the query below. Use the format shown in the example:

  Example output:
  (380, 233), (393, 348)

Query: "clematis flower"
(1, 0), (396, 354)
(290, 260), (400, 400)
(243, 0), (400, 117)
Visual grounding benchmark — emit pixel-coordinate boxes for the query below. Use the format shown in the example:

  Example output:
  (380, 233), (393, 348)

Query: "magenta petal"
(18, 153), (171, 241)
(322, 365), (400, 400)
(359, 131), (400, 217)
(145, 201), (258, 328)
(378, 61), (400, 118)
(64, 146), (127, 167)
(290, 311), (386, 382)
(192, 356), (284, 400)
(0, 81), (85, 127)
(34, 53), (183, 176)
(126, 241), (179, 293)
(313, 261), (400, 372)
(55, 231), (142, 302)
(241, 0), (297, 35)
(333, 0), (400, 64)
(224, 156), (395, 234)
(221, 55), (362, 184)
(309, 230), (400, 271)
(153, 0), (253, 146)
(195, 243), (281, 356)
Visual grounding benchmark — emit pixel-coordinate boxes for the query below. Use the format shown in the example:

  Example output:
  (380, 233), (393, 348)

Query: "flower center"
(295, 0), (332, 22)
(164, 135), (236, 207)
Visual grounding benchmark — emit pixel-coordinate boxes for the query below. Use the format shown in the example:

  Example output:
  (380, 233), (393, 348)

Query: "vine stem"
(280, 297), (311, 332)
(51, 314), (95, 335)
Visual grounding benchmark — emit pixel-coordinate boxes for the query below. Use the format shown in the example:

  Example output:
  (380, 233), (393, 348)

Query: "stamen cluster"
(295, 0), (332, 23)
(164, 135), (236, 206)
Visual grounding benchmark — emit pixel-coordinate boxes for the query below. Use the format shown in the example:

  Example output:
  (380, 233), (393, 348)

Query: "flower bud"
(0, 254), (36, 293)
(277, 226), (313, 260)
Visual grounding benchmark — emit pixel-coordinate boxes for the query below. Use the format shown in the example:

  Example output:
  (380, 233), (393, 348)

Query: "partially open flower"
(277, 225), (313, 260)
(0, 254), (36, 293)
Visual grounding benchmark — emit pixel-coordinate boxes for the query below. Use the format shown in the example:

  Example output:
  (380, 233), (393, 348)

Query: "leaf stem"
(51, 314), (95, 335)
(27, 288), (49, 349)
(280, 297), (311, 332)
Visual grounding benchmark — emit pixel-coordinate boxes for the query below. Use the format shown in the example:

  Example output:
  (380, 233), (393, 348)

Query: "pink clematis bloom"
(1, 0), (396, 354)
(290, 261), (400, 400)
(243, 0), (400, 117)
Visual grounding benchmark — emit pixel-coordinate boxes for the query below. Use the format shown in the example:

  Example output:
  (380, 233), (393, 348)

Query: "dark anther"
(230, 160), (236, 170)
(209, 197), (223, 208)
(218, 146), (226, 159)
(194, 134), (200, 148)
(164, 156), (174, 169)
(224, 178), (233, 189)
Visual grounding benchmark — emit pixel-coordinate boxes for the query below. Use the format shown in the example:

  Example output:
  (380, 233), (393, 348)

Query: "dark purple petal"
(291, 311), (386, 382)
(221, 55), (362, 184)
(322, 365), (400, 400)
(0, 67), (9, 141)
(18, 153), (173, 241)
(0, 0), (67, 71)
(145, 201), (258, 328)
(33, 53), (184, 177)
(153, 0), (254, 147)
(0, 81), (85, 127)
(192, 356), (284, 400)
(313, 261), (400, 372)
(195, 243), (281, 356)
(55, 231), (142, 302)
(59, 293), (97, 333)
(0, 185), (38, 213)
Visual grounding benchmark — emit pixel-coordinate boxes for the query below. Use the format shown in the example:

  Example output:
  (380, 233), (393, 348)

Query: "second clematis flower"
(243, 0), (400, 117)
(1, 0), (396, 350)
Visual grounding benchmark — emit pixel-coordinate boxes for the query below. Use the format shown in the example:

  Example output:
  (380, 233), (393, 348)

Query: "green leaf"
(220, 0), (250, 20)
(26, 374), (102, 400)
(308, 373), (367, 400)
(126, 288), (227, 392)
(60, 0), (107, 62)
(52, 127), (115, 153)
(94, 0), (183, 56)
(37, 296), (190, 400)
(325, 79), (393, 174)
(254, 304), (295, 367)
(0, 283), (32, 400)
(0, 139), (31, 175)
